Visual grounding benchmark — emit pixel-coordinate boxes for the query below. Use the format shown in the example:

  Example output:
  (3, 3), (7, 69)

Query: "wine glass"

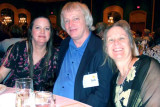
(35, 91), (55, 107)
(15, 78), (35, 107)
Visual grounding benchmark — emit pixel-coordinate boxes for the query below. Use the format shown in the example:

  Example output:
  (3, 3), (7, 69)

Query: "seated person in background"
(103, 20), (160, 106)
(94, 22), (108, 40)
(134, 30), (143, 45)
(22, 23), (28, 38)
(143, 27), (160, 63)
(0, 16), (58, 91)
(0, 24), (26, 53)
(53, 29), (63, 47)
(142, 28), (153, 47)
(0, 24), (10, 42)
(53, 2), (112, 107)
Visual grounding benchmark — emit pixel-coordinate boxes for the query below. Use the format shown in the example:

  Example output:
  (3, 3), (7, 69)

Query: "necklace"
(117, 57), (134, 85)
(117, 70), (130, 85)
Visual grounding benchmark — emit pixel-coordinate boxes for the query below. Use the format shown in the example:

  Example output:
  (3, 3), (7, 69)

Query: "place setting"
(0, 78), (56, 107)
(0, 77), (91, 107)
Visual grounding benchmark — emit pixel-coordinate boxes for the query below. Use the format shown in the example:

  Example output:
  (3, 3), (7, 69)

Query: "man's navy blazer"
(55, 32), (112, 107)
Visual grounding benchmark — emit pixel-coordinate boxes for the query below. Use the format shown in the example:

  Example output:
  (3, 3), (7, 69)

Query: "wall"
(0, 0), (158, 31)
(0, 3), (31, 25)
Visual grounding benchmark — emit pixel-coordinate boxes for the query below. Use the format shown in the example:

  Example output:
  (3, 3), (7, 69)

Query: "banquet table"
(0, 86), (92, 107)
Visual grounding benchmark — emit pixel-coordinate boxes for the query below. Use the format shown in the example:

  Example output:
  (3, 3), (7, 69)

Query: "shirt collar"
(69, 31), (91, 51)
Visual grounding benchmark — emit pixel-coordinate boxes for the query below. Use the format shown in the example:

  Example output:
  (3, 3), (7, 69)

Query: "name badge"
(83, 73), (99, 88)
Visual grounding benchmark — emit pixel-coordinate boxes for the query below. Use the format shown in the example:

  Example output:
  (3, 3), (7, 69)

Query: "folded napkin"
(0, 93), (16, 107)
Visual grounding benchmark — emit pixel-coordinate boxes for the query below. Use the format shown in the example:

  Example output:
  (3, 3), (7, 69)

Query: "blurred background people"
(142, 28), (153, 47)
(0, 16), (58, 91)
(143, 27), (160, 63)
(52, 28), (63, 47)
(94, 22), (108, 40)
(53, 2), (112, 107)
(0, 23), (10, 42)
(134, 30), (143, 46)
(21, 23), (28, 38)
(103, 20), (160, 107)
(0, 25), (26, 53)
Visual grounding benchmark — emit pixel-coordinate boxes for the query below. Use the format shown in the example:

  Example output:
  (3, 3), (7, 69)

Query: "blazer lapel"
(76, 33), (97, 80)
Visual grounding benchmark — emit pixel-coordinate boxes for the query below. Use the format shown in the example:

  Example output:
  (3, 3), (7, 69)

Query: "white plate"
(0, 93), (16, 107)
(0, 84), (7, 94)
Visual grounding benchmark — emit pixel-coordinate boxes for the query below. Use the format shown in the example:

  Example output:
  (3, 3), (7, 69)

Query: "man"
(53, 2), (112, 107)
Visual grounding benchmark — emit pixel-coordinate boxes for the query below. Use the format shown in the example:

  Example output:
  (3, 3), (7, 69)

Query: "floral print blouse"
(1, 40), (58, 91)
(114, 67), (137, 107)
(109, 55), (160, 107)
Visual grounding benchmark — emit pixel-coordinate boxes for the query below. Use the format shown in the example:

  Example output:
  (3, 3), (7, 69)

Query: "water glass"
(35, 91), (54, 107)
(15, 78), (35, 107)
